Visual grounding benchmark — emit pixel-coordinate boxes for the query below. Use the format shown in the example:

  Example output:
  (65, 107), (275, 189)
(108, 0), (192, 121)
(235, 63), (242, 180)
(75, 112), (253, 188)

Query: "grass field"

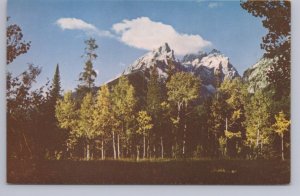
(7, 159), (290, 185)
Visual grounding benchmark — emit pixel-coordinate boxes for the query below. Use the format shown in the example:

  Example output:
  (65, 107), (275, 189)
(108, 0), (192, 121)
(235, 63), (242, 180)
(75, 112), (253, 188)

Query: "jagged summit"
(209, 49), (221, 54)
(158, 42), (171, 53)
(123, 43), (178, 78)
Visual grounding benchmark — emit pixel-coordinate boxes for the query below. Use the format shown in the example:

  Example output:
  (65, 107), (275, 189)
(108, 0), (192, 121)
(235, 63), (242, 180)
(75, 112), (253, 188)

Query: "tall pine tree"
(77, 38), (98, 99)
(43, 64), (64, 158)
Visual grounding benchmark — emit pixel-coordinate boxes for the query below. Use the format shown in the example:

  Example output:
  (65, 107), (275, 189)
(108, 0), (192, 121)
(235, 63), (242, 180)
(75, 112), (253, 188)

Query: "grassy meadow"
(7, 159), (290, 185)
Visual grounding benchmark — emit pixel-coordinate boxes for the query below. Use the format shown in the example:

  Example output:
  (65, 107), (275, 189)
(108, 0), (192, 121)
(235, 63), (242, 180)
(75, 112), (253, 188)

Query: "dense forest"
(7, 0), (290, 176)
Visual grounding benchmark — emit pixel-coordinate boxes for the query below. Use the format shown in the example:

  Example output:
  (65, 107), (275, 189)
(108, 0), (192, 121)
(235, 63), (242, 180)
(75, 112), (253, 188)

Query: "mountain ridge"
(117, 43), (240, 96)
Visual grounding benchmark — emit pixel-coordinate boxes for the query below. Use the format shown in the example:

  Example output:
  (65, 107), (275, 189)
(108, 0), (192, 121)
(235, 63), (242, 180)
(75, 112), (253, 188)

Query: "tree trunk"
(86, 143), (90, 160)
(101, 139), (104, 160)
(147, 137), (150, 159)
(136, 145), (140, 161)
(112, 131), (116, 159)
(281, 134), (285, 161)
(143, 135), (146, 159)
(22, 131), (32, 158)
(117, 134), (120, 159)
(182, 102), (188, 157)
(172, 145), (174, 158)
(160, 136), (164, 159)
(256, 128), (260, 157)
(153, 144), (156, 159)
(183, 123), (186, 156)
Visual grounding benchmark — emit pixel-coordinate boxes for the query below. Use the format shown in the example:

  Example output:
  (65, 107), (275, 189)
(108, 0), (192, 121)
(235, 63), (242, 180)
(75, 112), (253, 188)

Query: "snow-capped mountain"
(243, 58), (273, 93)
(182, 49), (240, 83)
(123, 43), (181, 79)
(113, 43), (240, 96)
(181, 49), (240, 94)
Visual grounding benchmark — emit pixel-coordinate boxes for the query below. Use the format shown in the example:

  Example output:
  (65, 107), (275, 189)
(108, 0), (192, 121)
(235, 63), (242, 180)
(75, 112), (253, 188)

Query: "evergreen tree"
(49, 64), (61, 103)
(77, 38), (98, 97)
(272, 111), (290, 160)
(42, 64), (64, 158)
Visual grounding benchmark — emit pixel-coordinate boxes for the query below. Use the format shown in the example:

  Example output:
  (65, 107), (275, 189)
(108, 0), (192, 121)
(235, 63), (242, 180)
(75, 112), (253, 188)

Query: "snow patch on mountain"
(123, 43), (177, 77)
(182, 49), (240, 80)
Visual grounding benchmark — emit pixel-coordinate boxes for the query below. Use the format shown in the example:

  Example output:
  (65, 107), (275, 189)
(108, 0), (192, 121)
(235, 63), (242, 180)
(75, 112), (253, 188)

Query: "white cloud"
(208, 2), (222, 8)
(56, 18), (97, 31)
(56, 18), (113, 37)
(112, 17), (211, 55)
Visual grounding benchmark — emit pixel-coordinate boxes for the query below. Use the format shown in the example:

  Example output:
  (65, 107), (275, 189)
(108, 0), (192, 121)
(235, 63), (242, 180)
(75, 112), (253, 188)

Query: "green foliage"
(7, 64), (46, 159)
(111, 76), (137, 158)
(7, 17), (31, 65)
(272, 111), (290, 160)
(219, 79), (247, 132)
(272, 111), (290, 137)
(137, 111), (153, 136)
(241, 0), (291, 98)
(219, 79), (247, 157)
(77, 93), (97, 139)
(40, 64), (65, 158)
(146, 65), (162, 117)
(55, 91), (78, 131)
(209, 91), (227, 138)
(93, 85), (115, 138)
(166, 72), (200, 106)
(245, 90), (272, 158)
(112, 76), (137, 125)
(49, 64), (61, 103)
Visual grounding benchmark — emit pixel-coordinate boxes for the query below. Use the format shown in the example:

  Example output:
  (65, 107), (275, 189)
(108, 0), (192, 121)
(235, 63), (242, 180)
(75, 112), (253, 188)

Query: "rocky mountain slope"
(243, 58), (273, 93)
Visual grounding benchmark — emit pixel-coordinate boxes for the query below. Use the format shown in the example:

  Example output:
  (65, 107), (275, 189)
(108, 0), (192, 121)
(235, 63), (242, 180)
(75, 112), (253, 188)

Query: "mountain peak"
(123, 43), (177, 76)
(157, 43), (171, 53)
(209, 49), (222, 55)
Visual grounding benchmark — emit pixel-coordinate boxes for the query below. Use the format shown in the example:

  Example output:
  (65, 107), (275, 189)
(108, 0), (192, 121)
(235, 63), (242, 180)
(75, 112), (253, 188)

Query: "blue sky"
(8, 0), (267, 91)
